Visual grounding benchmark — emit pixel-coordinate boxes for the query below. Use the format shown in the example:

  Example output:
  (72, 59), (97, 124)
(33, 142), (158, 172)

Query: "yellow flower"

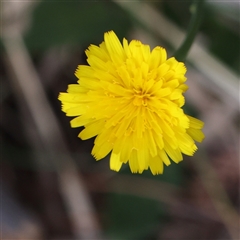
(59, 30), (204, 175)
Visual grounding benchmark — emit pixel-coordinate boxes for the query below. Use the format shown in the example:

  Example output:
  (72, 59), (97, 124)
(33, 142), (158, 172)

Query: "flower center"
(133, 89), (150, 107)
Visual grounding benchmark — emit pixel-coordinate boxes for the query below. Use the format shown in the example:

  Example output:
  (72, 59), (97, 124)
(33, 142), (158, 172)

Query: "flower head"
(59, 31), (204, 175)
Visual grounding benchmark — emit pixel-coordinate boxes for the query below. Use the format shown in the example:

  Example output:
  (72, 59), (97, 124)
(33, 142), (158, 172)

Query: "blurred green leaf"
(2, 142), (36, 170)
(159, 1), (240, 73)
(120, 158), (185, 186)
(201, 7), (240, 74)
(104, 158), (185, 239)
(25, 1), (132, 52)
(105, 193), (165, 240)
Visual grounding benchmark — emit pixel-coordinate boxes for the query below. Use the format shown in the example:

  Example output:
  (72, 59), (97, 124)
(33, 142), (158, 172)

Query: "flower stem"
(174, 0), (205, 62)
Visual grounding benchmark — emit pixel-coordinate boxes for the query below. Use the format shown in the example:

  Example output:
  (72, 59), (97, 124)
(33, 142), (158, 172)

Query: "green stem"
(174, 0), (205, 62)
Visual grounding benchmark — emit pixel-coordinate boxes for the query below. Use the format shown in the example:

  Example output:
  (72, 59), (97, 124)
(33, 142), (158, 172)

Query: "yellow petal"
(104, 31), (125, 64)
(75, 65), (94, 78)
(158, 149), (171, 166)
(187, 128), (205, 142)
(149, 46), (167, 70)
(65, 106), (86, 116)
(110, 152), (122, 172)
(70, 116), (91, 128)
(129, 149), (140, 173)
(164, 141), (183, 163)
(86, 44), (109, 61)
(92, 141), (112, 160)
(187, 115), (204, 129)
(176, 132), (197, 156)
(79, 120), (105, 140)
(149, 155), (164, 175)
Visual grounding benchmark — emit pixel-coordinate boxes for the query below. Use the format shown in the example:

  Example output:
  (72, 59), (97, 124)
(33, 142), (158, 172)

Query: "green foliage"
(106, 193), (164, 240)
(159, 1), (240, 73)
(104, 160), (185, 239)
(24, 1), (132, 52)
(201, 6), (240, 74)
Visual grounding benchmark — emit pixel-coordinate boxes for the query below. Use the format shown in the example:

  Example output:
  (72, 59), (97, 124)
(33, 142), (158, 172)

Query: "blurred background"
(1, 0), (239, 239)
